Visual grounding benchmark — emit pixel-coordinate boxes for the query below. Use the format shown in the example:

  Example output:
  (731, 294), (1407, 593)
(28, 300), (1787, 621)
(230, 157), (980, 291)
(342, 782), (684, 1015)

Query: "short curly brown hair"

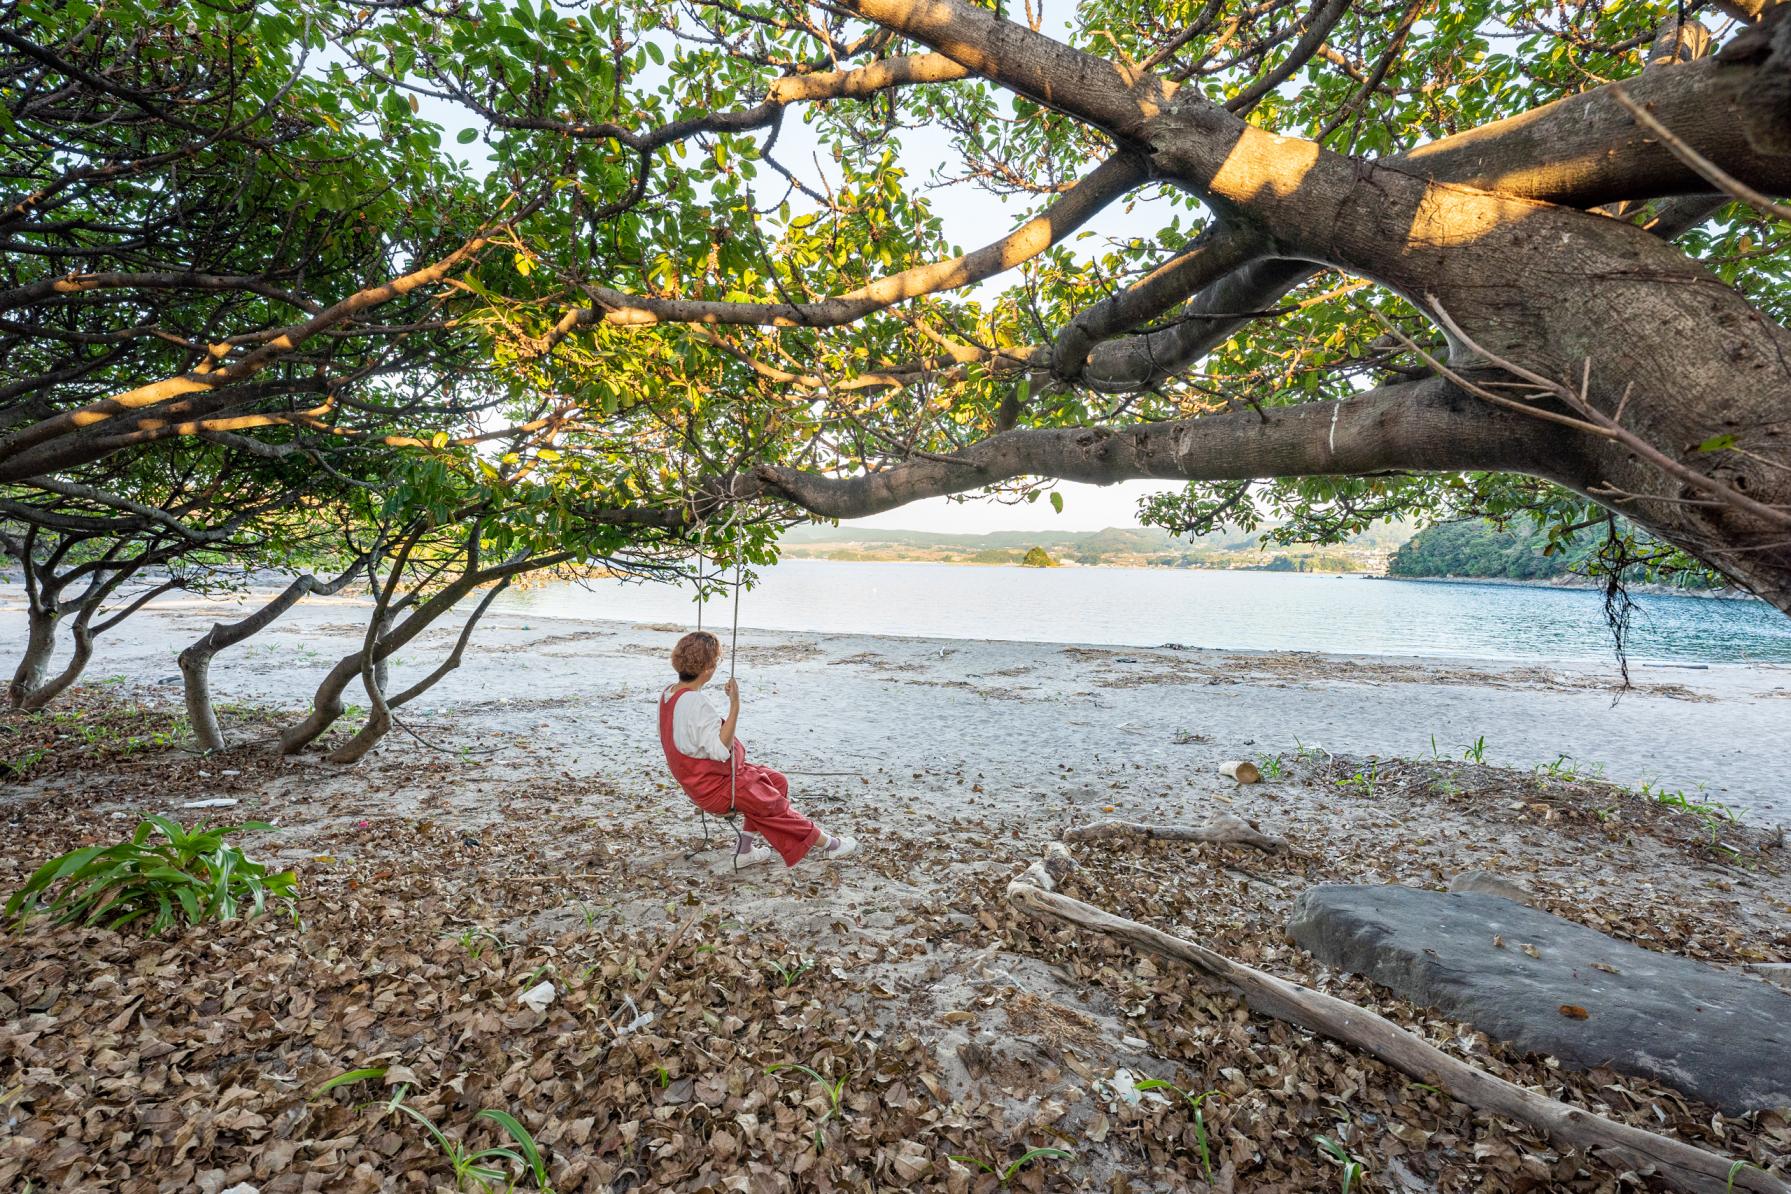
(671, 631), (720, 681)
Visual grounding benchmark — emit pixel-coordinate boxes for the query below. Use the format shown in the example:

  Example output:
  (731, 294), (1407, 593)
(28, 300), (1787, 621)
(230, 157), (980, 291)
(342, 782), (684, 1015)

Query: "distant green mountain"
(1387, 520), (1571, 581)
(780, 524), (1261, 552)
(779, 521), (1405, 572)
(1387, 518), (1718, 588)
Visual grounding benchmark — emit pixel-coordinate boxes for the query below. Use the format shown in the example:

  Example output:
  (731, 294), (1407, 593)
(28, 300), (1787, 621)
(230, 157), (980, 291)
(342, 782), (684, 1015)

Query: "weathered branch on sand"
(1060, 815), (1285, 852)
(1005, 843), (1788, 1194)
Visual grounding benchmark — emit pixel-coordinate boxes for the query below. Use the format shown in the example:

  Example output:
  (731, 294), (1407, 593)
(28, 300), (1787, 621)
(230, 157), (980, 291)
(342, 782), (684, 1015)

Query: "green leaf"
(1696, 434), (1738, 453)
(311, 1067), (389, 1099)
(457, 127), (479, 144)
(1049, 491), (1064, 514)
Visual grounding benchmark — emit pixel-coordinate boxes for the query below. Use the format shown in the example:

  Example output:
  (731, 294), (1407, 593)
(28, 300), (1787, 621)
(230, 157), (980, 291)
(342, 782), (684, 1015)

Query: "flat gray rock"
(1288, 884), (1791, 1114)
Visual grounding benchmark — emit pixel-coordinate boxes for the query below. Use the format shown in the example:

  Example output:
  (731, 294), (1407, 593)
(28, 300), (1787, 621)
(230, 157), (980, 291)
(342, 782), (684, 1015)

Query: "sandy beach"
(6, 582), (1788, 824)
(3, 583), (1789, 1192)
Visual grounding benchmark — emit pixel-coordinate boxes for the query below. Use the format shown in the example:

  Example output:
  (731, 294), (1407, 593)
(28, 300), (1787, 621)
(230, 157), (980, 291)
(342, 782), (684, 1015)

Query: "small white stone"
(518, 981), (556, 1013)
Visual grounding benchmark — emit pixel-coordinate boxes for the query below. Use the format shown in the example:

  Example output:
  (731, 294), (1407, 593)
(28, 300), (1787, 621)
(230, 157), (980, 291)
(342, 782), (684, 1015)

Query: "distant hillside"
(780, 524), (1260, 552)
(780, 523), (1402, 572)
(1387, 519), (1719, 588)
(1387, 520), (1571, 581)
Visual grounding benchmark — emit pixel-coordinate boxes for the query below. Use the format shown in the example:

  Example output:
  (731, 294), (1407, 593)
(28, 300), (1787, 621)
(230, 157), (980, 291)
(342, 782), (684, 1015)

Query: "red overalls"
(658, 686), (822, 867)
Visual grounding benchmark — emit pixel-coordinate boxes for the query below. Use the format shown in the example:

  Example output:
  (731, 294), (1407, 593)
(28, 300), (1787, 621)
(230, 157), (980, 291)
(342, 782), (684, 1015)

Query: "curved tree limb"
(561, 153), (1146, 331)
(1051, 224), (1269, 383)
(753, 378), (1574, 520)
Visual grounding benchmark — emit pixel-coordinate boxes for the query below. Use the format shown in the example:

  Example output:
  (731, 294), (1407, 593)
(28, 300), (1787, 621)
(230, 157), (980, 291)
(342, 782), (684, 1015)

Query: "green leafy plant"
(947, 1146), (1074, 1186)
(315, 1071), (554, 1192)
(454, 927), (506, 960)
(1257, 755), (1286, 780)
(1638, 781), (1738, 854)
(768, 956), (813, 986)
(5, 817), (294, 934)
(1461, 735), (1489, 764)
(1335, 762), (1380, 796)
(766, 1061), (849, 1151)
(1314, 1133), (1367, 1194)
(1, 745), (49, 780)
(1536, 754), (1604, 783)
(1134, 1079), (1223, 1181)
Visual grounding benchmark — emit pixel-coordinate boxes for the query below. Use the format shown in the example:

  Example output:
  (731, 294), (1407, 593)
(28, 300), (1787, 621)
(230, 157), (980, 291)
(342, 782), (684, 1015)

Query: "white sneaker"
(814, 834), (857, 862)
(733, 836), (777, 868)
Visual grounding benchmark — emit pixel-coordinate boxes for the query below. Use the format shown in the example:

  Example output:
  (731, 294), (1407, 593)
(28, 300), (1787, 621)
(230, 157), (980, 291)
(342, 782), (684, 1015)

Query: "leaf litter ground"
(1, 691), (1788, 1192)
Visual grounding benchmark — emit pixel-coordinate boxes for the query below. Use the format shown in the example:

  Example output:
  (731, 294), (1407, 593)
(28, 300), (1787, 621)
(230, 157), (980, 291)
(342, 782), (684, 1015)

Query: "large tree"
(451, 0), (1791, 612)
(5, 0), (1789, 615)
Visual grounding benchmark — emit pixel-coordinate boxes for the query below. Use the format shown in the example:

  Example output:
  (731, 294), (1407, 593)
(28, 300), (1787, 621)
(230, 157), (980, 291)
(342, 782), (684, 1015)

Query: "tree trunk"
(279, 549), (554, 756)
(180, 642), (225, 752)
(181, 561), (368, 752)
(279, 652), (363, 754)
(323, 577), (511, 764)
(7, 602), (60, 710)
(18, 620), (93, 712)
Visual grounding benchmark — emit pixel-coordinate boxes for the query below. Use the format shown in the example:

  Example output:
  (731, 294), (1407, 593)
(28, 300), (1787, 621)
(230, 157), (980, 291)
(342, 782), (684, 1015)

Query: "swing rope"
(691, 503), (745, 865)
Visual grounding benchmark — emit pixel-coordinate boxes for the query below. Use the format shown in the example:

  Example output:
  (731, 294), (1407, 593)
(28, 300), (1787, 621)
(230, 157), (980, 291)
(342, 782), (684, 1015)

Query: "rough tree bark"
(746, 0), (1791, 613)
(9, 601), (61, 710)
(178, 556), (370, 751)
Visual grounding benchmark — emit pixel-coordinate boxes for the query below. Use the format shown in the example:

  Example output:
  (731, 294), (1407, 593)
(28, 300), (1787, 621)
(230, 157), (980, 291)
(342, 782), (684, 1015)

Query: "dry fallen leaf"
(1558, 1004), (1590, 1020)
(1521, 943), (1541, 959)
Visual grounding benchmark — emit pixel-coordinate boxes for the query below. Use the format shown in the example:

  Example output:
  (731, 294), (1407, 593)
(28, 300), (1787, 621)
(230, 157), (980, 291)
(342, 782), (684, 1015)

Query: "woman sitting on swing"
(659, 631), (857, 868)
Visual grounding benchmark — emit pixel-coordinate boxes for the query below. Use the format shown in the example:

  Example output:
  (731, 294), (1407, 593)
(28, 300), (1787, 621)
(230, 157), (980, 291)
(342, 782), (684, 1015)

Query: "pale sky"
(849, 480), (1183, 533)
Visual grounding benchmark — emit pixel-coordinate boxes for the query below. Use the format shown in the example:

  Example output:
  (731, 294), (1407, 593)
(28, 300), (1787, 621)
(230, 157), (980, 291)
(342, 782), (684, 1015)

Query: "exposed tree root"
(1061, 815), (1288, 852)
(1006, 842), (1787, 1194)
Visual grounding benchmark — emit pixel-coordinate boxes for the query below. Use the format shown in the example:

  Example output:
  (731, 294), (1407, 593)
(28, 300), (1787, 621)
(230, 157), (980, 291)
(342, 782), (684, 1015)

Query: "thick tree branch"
(1053, 225), (1270, 383)
(562, 153), (1146, 331)
(753, 378), (1573, 518)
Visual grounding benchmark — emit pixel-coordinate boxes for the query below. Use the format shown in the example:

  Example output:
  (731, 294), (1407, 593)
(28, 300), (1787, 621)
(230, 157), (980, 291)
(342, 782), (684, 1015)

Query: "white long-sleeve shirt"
(665, 686), (729, 761)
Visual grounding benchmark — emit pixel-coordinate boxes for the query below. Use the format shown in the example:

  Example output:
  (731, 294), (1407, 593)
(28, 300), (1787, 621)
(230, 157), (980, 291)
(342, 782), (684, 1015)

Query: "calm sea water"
(495, 560), (1791, 665)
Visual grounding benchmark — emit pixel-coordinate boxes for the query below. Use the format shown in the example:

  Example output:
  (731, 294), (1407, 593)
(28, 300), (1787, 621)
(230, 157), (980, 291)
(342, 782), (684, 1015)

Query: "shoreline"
(502, 600), (1769, 675)
(5, 583), (1790, 824)
(777, 553), (1749, 602)
(494, 586), (1787, 671)
(1375, 571), (1749, 601)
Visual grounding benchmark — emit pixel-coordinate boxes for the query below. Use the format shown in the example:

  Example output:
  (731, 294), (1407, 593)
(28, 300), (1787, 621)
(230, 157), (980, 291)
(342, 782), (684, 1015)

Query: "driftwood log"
(1006, 840), (1786, 1194)
(1219, 760), (1262, 784)
(1062, 815), (1287, 852)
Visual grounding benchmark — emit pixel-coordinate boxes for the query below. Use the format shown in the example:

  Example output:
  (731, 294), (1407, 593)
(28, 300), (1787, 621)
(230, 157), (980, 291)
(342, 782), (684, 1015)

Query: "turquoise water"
(498, 560), (1791, 665)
